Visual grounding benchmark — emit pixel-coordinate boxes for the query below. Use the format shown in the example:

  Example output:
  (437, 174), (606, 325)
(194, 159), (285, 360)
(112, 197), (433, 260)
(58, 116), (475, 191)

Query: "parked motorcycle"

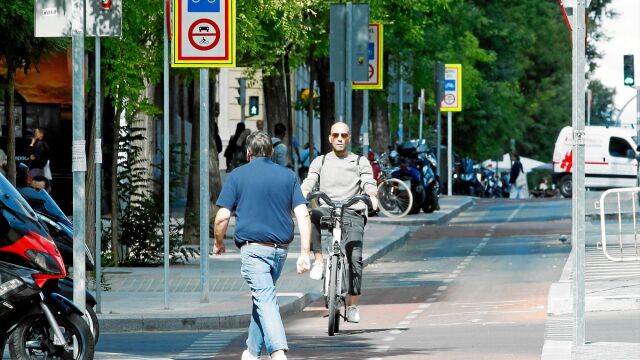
(18, 186), (100, 343)
(0, 174), (94, 359)
(454, 158), (483, 196)
(391, 140), (440, 214)
(481, 168), (505, 198)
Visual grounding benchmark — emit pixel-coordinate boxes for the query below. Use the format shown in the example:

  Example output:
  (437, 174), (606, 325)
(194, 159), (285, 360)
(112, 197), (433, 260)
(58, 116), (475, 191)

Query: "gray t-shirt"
(300, 152), (376, 210)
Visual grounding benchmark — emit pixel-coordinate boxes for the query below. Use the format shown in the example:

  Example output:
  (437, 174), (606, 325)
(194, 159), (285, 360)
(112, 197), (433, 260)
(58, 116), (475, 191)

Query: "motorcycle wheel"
(84, 305), (100, 344)
(9, 312), (95, 360)
(422, 183), (440, 213)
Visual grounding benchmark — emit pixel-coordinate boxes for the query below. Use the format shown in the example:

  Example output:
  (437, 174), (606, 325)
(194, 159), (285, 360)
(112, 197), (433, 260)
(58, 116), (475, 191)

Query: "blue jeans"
(240, 244), (288, 356)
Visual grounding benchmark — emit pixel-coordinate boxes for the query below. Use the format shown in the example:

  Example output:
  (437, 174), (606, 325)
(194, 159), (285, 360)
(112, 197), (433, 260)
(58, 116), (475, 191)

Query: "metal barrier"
(599, 187), (640, 262)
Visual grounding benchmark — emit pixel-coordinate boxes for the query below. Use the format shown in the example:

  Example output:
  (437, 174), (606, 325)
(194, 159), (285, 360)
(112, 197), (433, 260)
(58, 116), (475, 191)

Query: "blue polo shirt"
(216, 157), (307, 247)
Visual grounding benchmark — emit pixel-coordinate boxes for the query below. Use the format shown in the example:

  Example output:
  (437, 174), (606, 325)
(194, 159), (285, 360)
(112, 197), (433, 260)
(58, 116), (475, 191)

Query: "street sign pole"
(636, 86), (640, 187)
(345, 2), (353, 134)
(419, 89), (424, 141)
(71, 0), (87, 314)
(448, 112), (453, 196)
(163, 0), (171, 310)
(571, 0), (587, 350)
(95, 36), (102, 314)
(435, 61), (444, 178)
(199, 69), (210, 303)
(398, 67), (403, 142)
(362, 90), (369, 156)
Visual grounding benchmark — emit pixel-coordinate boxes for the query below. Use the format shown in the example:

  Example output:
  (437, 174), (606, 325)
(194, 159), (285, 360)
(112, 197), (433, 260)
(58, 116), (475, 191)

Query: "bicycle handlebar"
(306, 191), (372, 209)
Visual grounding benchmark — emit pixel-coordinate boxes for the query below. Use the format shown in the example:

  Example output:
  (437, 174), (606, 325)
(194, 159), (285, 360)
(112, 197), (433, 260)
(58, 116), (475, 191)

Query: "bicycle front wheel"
(377, 178), (413, 218)
(327, 255), (339, 336)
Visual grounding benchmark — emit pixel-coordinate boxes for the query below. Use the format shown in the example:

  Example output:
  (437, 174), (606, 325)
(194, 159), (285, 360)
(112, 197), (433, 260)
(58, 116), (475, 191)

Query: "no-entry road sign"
(172, 0), (236, 67)
(353, 23), (383, 90)
(440, 64), (462, 112)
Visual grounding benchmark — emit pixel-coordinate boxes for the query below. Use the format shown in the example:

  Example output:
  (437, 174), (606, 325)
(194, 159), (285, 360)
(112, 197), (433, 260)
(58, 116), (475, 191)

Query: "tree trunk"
(85, 53), (97, 260)
(5, 68), (16, 185)
(371, 101), (389, 153)
(352, 91), (363, 150)
(315, 57), (334, 154)
(208, 73), (222, 237)
(110, 108), (122, 266)
(184, 80), (200, 245)
(263, 59), (289, 135)
(307, 47), (316, 164)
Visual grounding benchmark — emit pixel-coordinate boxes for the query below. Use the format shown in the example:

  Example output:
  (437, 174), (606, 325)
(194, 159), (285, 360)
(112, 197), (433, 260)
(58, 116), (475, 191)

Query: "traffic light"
(101, 0), (112, 10)
(248, 96), (259, 116)
(236, 78), (246, 106)
(624, 55), (634, 86)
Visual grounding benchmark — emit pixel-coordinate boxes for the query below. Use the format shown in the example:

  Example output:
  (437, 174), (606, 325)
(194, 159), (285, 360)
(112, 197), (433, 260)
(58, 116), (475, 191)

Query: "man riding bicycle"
(301, 122), (378, 323)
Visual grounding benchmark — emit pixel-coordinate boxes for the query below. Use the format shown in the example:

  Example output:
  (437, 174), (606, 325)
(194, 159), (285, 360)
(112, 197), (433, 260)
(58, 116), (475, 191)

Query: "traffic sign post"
(441, 64), (462, 197)
(172, 0), (236, 67)
(353, 23), (383, 90)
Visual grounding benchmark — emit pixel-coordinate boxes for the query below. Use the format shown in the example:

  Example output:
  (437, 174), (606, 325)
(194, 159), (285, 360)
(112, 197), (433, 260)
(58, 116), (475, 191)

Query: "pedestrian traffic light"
(248, 96), (259, 116)
(100, 0), (112, 10)
(236, 78), (246, 107)
(624, 55), (635, 86)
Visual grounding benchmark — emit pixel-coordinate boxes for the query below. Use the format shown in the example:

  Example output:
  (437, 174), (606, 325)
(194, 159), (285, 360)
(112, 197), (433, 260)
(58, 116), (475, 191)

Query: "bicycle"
(306, 191), (371, 336)
(374, 155), (413, 218)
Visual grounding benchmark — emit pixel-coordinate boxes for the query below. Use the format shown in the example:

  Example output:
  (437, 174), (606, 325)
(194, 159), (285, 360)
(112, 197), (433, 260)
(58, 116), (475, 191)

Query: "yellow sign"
(172, 0), (236, 68)
(352, 23), (383, 90)
(440, 64), (462, 112)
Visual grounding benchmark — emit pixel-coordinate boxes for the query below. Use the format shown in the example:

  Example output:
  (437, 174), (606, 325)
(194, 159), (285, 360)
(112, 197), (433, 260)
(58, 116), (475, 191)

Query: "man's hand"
(296, 253), (311, 274)
(213, 240), (226, 255)
(368, 193), (379, 211)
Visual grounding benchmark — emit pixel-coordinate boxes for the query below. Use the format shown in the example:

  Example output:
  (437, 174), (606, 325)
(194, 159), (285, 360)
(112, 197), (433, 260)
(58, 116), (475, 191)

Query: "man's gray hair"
(246, 131), (273, 158)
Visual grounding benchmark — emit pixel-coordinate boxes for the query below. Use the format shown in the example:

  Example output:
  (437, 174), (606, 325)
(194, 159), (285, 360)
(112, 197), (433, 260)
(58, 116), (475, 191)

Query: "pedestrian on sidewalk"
(300, 122), (379, 323)
(214, 131), (312, 360)
(272, 123), (288, 167)
(509, 153), (528, 199)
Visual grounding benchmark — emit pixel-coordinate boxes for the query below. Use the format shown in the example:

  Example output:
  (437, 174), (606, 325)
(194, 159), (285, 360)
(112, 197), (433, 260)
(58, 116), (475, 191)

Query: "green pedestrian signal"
(249, 96), (259, 116)
(624, 55), (634, 86)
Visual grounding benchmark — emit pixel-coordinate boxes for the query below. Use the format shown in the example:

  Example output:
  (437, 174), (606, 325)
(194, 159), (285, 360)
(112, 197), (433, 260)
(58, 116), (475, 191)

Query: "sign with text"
(440, 64), (462, 112)
(35, 0), (122, 37)
(172, 0), (236, 68)
(353, 23), (383, 90)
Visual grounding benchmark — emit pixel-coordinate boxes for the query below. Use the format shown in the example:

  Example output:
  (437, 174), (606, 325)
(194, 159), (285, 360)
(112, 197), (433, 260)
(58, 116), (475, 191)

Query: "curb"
(367, 198), (475, 226)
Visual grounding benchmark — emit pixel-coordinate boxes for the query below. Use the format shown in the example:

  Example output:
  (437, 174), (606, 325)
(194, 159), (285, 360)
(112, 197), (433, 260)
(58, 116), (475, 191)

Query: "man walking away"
(301, 122), (379, 323)
(272, 124), (288, 167)
(214, 131), (312, 360)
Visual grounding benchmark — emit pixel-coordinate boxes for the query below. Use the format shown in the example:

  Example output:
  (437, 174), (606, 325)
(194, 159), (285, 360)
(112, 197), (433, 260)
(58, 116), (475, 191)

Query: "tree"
(0, 1), (65, 184)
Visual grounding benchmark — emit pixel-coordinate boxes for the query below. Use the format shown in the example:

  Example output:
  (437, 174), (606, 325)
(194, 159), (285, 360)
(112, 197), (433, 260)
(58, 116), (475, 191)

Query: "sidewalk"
(542, 245), (640, 359)
(96, 196), (475, 333)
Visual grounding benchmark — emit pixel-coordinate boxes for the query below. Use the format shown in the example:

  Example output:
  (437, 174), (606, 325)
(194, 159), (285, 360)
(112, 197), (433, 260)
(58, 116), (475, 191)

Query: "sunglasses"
(331, 133), (350, 140)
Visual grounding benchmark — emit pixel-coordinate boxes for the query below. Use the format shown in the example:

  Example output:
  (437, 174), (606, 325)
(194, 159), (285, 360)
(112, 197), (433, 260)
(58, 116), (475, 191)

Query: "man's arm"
(214, 207), (231, 255)
(293, 204), (312, 273)
(359, 158), (379, 210)
(300, 156), (322, 197)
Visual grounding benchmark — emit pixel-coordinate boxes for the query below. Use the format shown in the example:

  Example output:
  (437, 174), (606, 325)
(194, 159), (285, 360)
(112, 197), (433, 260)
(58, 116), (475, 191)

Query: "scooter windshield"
(0, 175), (49, 242)
(18, 187), (70, 227)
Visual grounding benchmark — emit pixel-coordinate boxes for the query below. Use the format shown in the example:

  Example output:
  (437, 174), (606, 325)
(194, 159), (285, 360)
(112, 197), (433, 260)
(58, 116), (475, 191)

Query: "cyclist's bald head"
(331, 122), (350, 134)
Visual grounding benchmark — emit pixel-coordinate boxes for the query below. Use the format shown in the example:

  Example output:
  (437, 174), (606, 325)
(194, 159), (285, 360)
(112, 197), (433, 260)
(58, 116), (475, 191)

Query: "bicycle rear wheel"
(377, 178), (413, 217)
(327, 255), (339, 336)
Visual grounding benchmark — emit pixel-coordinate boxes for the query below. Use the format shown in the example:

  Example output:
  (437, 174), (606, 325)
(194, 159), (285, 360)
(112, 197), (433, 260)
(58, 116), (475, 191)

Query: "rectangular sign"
(35, 0), (72, 37)
(86, 0), (123, 37)
(353, 23), (383, 90)
(172, 0), (236, 68)
(35, 0), (122, 38)
(440, 64), (462, 112)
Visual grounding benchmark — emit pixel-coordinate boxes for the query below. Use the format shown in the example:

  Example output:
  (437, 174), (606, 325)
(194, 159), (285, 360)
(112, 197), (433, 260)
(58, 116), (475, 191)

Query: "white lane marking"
(443, 279), (453, 284)
(390, 329), (403, 335)
(457, 264), (466, 269)
(374, 345), (390, 353)
(433, 292), (442, 296)
(448, 274), (457, 278)
(383, 336), (395, 341)
(405, 315), (417, 319)
(506, 203), (525, 222)
(412, 309), (425, 314)
(437, 286), (448, 291)
(452, 269), (461, 274)
(427, 298), (437, 302)
(398, 320), (411, 325)
(471, 318), (481, 323)
(367, 358), (383, 360)
(484, 233), (492, 237)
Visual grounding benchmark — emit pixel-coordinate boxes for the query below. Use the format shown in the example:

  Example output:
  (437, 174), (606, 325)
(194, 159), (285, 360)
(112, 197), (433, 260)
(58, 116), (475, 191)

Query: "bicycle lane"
(238, 199), (570, 360)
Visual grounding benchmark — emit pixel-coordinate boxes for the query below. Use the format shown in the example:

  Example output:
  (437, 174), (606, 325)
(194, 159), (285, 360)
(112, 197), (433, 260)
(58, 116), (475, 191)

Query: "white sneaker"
(309, 261), (324, 280)
(346, 305), (360, 323)
(242, 350), (261, 360)
(270, 355), (287, 360)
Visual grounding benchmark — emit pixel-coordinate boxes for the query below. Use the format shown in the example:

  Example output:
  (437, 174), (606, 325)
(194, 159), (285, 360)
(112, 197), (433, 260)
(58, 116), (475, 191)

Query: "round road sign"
(188, 19), (221, 51)
(443, 93), (456, 105)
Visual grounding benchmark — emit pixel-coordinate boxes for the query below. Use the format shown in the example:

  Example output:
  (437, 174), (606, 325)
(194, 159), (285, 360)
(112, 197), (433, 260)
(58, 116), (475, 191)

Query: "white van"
(552, 125), (639, 197)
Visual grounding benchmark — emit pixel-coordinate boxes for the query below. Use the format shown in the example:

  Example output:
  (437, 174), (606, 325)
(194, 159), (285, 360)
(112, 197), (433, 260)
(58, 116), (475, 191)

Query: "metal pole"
(436, 61), (443, 178)
(163, 1), (170, 310)
(419, 89), (424, 141)
(587, 88), (592, 126)
(199, 69), (210, 303)
(572, 0), (587, 350)
(72, 0), (86, 314)
(95, 37), (102, 314)
(345, 2), (353, 133)
(636, 86), (640, 187)
(362, 90), (369, 156)
(398, 66), (403, 142)
(334, 82), (342, 122)
(447, 112), (453, 196)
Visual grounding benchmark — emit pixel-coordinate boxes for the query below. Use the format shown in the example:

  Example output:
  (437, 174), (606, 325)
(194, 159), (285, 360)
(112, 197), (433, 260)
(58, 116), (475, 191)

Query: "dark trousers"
(310, 207), (366, 296)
